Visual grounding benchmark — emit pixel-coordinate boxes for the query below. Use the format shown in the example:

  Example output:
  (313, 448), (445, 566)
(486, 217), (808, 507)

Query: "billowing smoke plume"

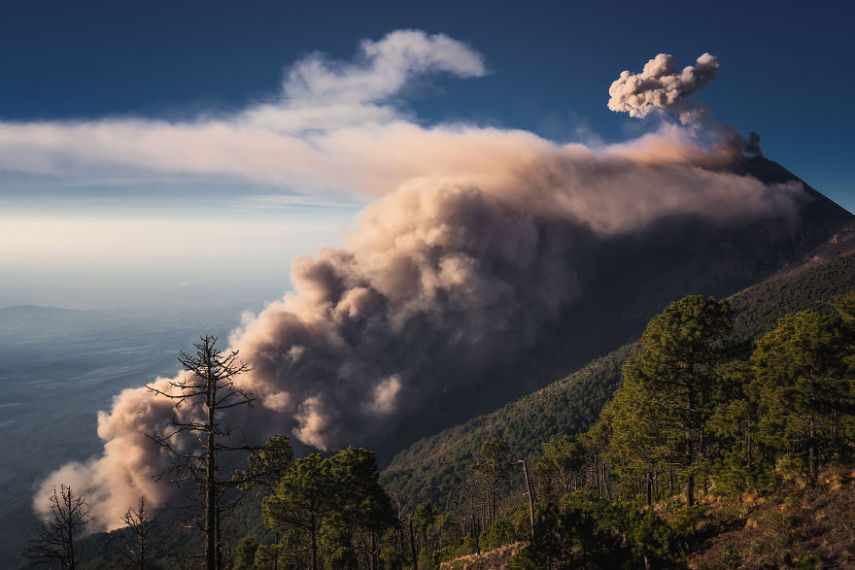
(31, 41), (809, 530)
(608, 53), (719, 124)
(35, 137), (805, 528)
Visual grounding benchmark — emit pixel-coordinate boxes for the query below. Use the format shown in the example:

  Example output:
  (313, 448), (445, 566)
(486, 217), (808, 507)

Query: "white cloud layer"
(0, 30), (492, 196)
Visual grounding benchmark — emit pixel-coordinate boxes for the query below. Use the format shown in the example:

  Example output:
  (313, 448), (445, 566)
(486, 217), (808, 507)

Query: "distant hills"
(0, 304), (243, 569)
(0, 304), (79, 314)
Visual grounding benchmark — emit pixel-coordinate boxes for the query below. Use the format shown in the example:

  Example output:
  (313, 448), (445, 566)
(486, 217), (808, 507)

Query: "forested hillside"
(50, 248), (855, 569)
(381, 248), (855, 514)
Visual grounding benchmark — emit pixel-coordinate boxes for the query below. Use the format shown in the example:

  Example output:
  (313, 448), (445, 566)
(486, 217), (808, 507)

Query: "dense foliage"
(434, 290), (855, 568)
(230, 288), (854, 569)
(382, 252), (855, 514)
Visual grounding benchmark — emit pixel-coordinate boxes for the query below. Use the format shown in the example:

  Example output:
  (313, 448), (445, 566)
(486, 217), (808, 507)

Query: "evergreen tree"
(263, 453), (334, 570)
(411, 501), (437, 560)
(619, 295), (734, 506)
(602, 380), (672, 505)
(235, 435), (293, 570)
(232, 537), (259, 570)
(238, 435), (294, 494)
(262, 448), (397, 570)
(706, 360), (766, 494)
(329, 447), (397, 570)
(536, 434), (586, 498)
(750, 310), (855, 481)
(470, 437), (511, 522)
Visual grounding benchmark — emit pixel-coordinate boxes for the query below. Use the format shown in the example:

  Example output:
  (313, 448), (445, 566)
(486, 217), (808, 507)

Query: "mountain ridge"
(372, 155), (855, 461)
(381, 196), (855, 512)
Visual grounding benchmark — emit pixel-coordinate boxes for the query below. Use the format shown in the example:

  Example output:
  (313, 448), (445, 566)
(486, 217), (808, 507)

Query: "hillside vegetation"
(688, 468), (855, 568)
(389, 287), (855, 568)
(381, 249), (855, 513)
(51, 248), (855, 569)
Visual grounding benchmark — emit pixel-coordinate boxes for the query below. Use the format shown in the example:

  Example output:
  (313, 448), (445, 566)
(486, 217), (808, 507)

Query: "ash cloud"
(32, 39), (808, 530)
(608, 53), (719, 124)
(35, 139), (805, 529)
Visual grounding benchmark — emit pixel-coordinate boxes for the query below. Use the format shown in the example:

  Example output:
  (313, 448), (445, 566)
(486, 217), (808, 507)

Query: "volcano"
(34, 145), (855, 539)
(375, 155), (855, 459)
(381, 157), (855, 516)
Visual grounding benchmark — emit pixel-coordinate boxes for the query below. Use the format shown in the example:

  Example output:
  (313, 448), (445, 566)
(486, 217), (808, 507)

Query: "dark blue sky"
(1, 0), (853, 207)
(0, 0), (852, 212)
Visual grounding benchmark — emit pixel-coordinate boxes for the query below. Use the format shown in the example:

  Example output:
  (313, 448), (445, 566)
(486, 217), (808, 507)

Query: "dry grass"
(690, 469), (855, 569)
(439, 542), (525, 570)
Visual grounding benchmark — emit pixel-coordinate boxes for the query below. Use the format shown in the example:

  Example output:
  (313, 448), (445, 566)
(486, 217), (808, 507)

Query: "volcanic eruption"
(29, 44), (853, 530)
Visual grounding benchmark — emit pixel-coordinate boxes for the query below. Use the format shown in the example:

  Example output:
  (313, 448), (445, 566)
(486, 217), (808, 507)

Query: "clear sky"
(1, 0), (852, 309)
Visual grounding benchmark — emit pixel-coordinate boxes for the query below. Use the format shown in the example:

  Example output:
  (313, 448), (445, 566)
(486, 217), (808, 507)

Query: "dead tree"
(147, 335), (254, 570)
(25, 485), (90, 569)
(112, 496), (159, 569)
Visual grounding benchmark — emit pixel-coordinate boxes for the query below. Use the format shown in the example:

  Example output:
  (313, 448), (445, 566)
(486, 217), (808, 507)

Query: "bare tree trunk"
(272, 531), (280, 570)
(66, 490), (77, 570)
(602, 462), (611, 502)
(747, 431), (752, 467)
(686, 388), (696, 508)
(311, 511), (318, 570)
(146, 336), (254, 570)
(409, 518), (418, 569)
(205, 347), (218, 570)
(26, 486), (89, 570)
(469, 497), (481, 555)
(519, 459), (535, 540)
(646, 470), (652, 507)
(809, 418), (817, 483)
(686, 471), (695, 508)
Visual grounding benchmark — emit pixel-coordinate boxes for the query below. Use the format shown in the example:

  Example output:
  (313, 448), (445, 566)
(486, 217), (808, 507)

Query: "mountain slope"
(68, 159), (855, 567)
(737, 156), (853, 224)
(381, 246), (855, 511)
(378, 156), (855, 457)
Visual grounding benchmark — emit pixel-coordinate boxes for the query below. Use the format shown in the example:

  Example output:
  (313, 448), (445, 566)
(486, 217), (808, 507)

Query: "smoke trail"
(608, 53), (719, 124)
(34, 133), (806, 528)
(31, 41), (809, 529)
(0, 29), (490, 193)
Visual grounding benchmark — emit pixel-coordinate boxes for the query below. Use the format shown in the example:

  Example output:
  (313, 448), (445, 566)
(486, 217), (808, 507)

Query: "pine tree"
(603, 380), (673, 505)
(751, 310), (855, 481)
(235, 435), (293, 570)
(262, 447), (397, 570)
(536, 434), (586, 498)
(470, 437), (511, 522)
(262, 453), (333, 570)
(619, 295), (734, 506)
